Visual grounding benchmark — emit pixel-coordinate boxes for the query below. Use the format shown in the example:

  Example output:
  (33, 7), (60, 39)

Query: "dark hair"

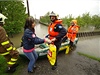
(24, 16), (35, 32)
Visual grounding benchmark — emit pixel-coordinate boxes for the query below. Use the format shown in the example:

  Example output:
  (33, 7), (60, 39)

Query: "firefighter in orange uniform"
(0, 13), (19, 73)
(66, 20), (80, 49)
(46, 11), (67, 70)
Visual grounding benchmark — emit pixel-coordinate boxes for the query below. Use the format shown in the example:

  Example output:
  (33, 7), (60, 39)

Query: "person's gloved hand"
(51, 38), (56, 42)
(44, 38), (52, 43)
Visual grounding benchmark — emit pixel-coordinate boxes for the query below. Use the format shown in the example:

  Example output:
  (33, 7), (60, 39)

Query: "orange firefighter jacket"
(67, 25), (79, 42)
(48, 20), (62, 40)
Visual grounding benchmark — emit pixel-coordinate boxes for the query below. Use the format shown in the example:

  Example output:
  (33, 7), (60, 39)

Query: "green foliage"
(0, 1), (28, 35)
(76, 15), (85, 27)
(0, 55), (7, 75)
(62, 14), (74, 27)
(40, 12), (50, 24)
(91, 15), (100, 29)
(80, 13), (92, 26)
(40, 12), (100, 29)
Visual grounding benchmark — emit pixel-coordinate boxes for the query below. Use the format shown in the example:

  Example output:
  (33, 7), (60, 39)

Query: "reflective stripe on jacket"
(0, 26), (15, 55)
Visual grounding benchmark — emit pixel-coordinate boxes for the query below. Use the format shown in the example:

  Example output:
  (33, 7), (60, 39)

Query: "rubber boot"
(52, 65), (57, 70)
(5, 67), (16, 73)
(11, 64), (19, 68)
(5, 64), (19, 73)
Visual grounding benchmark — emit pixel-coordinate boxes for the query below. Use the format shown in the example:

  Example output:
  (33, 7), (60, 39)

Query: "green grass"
(0, 55), (28, 75)
(77, 52), (100, 62)
(0, 55), (7, 75)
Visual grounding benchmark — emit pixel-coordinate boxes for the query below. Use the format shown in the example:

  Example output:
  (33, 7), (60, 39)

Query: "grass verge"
(77, 52), (100, 62)
(0, 55), (28, 75)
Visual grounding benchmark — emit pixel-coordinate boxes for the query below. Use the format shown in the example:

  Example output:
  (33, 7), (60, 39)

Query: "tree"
(40, 12), (50, 24)
(80, 12), (92, 27)
(76, 15), (85, 27)
(91, 15), (100, 29)
(61, 14), (74, 27)
(0, 1), (28, 35)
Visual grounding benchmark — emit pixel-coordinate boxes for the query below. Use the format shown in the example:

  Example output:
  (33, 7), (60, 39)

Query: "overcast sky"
(23, 0), (100, 19)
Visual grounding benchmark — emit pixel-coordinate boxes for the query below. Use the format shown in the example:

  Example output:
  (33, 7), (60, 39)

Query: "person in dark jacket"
(46, 11), (67, 70)
(22, 16), (51, 73)
(0, 13), (19, 73)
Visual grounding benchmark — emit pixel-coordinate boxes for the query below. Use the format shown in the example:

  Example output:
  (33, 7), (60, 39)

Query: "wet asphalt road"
(18, 36), (100, 75)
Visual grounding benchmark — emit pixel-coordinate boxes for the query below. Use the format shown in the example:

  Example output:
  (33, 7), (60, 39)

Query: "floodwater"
(10, 24), (48, 48)
(77, 35), (100, 58)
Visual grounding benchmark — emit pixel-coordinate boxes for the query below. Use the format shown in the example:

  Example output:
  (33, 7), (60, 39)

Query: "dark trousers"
(62, 37), (74, 46)
(62, 37), (67, 43)
(70, 40), (74, 47)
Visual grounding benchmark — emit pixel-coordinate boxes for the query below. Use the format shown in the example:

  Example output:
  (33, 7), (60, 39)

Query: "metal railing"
(77, 31), (100, 37)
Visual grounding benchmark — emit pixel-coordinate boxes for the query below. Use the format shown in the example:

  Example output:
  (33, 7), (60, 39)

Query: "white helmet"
(0, 13), (7, 24)
(49, 11), (58, 17)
